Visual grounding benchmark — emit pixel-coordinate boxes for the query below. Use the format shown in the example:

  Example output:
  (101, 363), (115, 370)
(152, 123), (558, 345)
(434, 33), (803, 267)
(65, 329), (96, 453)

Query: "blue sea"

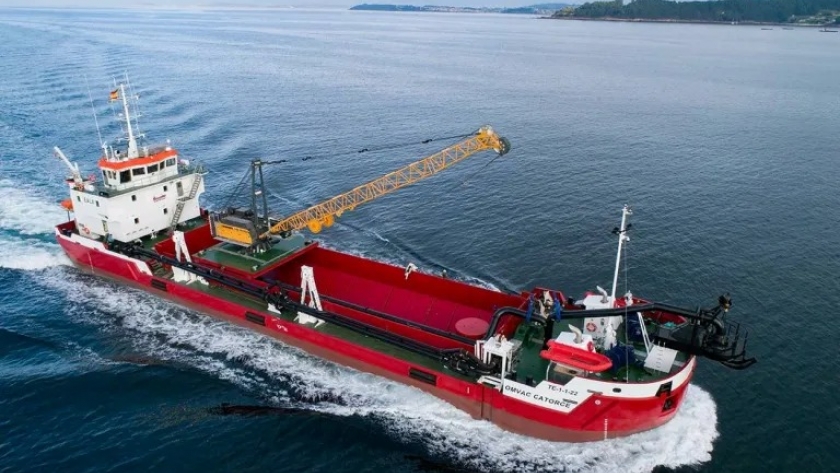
(1, 8), (839, 473)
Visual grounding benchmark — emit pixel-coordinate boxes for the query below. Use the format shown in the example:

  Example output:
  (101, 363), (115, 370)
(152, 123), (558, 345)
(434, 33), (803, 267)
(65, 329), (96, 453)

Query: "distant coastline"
(349, 3), (571, 15)
(349, 0), (840, 27)
(550, 0), (840, 27)
(547, 16), (838, 27)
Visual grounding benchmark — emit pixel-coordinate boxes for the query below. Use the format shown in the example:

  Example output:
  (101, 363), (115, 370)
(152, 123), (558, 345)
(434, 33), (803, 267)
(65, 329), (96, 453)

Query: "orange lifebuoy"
(586, 322), (597, 332)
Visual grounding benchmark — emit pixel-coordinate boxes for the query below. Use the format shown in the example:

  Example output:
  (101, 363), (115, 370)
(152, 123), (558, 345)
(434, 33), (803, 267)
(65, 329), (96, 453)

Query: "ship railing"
(649, 314), (753, 367)
(178, 162), (205, 175)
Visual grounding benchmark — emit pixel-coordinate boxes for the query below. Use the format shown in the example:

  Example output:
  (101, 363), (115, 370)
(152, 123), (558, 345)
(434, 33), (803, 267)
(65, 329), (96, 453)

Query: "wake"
(0, 179), (70, 270)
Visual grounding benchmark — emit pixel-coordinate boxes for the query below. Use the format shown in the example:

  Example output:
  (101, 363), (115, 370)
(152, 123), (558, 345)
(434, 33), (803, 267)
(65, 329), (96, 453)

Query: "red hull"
(56, 223), (694, 442)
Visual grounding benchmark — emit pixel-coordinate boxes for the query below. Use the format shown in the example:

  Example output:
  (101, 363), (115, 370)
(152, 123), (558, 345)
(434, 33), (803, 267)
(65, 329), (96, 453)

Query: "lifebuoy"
(586, 322), (597, 332)
(587, 341), (595, 352)
(83, 227), (90, 234)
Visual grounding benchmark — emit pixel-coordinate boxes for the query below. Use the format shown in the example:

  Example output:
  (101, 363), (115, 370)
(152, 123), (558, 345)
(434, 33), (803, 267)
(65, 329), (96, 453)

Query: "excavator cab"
(210, 207), (266, 247)
(209, 158), (275, 249)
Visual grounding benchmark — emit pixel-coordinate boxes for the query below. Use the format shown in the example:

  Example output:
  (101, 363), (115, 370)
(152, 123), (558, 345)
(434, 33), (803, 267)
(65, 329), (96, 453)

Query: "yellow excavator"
(210, 125), (511, 250)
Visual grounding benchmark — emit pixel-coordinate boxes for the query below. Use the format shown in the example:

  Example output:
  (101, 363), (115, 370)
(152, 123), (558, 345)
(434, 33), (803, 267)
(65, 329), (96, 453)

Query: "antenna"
(119, 81), (139, 158)
(84, 75), (105, 151)
(124, 72), (144, 142)
(609, 205), (632, 304)
(109, 75), (127, 145)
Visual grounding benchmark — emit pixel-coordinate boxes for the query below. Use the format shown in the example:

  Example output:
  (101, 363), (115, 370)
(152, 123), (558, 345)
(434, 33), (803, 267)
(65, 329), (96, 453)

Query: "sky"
(0, 0), (548, 7)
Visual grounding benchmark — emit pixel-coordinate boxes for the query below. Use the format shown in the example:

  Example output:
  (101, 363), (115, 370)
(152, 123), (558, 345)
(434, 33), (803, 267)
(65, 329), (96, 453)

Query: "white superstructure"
(55, 81), (205, 243)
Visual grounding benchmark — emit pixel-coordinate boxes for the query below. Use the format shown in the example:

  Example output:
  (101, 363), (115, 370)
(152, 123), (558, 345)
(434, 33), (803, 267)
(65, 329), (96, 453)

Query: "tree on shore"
(556, 0), (840, 23)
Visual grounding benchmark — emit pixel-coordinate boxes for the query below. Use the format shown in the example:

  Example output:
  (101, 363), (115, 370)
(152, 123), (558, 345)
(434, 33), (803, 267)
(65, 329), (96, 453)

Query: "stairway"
(148, 259), (166, 276)
(169, 170), (203, 231)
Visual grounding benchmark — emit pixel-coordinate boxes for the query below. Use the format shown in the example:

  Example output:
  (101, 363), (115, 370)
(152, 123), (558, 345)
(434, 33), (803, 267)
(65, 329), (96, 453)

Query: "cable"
(262, 131), (475, 167)
(84, 75), (104, 149)
(354, 132), (472, 155)
(220, 166), (254, 210)
(216, 129), (483, 218)
(452, 152), (505, 189)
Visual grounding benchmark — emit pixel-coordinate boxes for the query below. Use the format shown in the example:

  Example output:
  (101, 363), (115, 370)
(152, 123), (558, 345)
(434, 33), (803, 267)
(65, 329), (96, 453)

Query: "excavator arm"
(262, 125), (510, 237)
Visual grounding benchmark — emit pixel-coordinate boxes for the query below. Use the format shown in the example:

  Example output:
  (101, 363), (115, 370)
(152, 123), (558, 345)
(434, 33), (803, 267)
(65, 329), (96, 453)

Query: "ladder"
(169, 170), (203, 231)
(295, 266), (325, 327)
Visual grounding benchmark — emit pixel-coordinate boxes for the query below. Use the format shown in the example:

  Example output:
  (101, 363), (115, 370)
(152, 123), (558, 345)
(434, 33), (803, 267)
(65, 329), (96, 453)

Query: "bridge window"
(133, 167), (146, 176)
(166, 158), (176, 167)
(148, 164), (159, 173)
(119, 170), (131, 183)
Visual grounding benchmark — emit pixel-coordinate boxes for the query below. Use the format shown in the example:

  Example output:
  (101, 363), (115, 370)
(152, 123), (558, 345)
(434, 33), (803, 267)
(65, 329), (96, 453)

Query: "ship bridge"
(98, 144), (179, 192)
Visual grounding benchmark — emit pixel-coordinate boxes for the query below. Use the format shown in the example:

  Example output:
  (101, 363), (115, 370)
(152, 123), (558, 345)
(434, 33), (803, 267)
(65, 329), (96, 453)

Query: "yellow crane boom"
(210, 126), (510, 247)
(261, 125), (510, 238)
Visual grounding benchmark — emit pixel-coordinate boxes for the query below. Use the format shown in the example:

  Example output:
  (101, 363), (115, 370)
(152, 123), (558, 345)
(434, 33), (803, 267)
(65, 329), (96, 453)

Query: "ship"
(53, 80), (755, 442)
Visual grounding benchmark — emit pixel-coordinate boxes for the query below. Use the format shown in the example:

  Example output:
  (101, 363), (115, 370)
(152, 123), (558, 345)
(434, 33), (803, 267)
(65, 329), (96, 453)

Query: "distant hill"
(554, 0), (840, 24)
(350, 3), (572, 14)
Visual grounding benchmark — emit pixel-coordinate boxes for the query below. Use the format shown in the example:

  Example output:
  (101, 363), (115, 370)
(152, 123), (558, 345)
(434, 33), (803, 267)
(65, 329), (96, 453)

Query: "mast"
(609, 205), (632, 304)
(119, 83), (139, 159)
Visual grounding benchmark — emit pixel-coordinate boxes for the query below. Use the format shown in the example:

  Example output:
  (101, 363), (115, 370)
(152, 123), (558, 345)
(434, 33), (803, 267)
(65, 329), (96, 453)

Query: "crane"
(210, 125), (511, 249)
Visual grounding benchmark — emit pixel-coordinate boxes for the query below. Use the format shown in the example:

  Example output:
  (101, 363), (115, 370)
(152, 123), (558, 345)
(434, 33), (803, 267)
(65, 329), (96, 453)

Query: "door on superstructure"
(102, 220), (109, 235)
(176, 181), (184, 197)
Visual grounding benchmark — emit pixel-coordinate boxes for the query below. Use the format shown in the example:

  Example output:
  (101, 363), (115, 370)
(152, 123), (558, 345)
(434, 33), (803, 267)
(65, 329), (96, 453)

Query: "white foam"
(457, 274), (503, 293)
(0, 236), (69, 270)
(367, 229), (391, 244)
(40, 269), (719, 471)
(312, 383), (717, 473)
(0, 180), (72, 270)
(0, 179), (68, 236)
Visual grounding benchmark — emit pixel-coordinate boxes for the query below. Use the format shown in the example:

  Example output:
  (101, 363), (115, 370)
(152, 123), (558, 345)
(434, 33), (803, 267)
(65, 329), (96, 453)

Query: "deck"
(196, 235), (306, 274)
(141, 222), (686, 389)
(176, 275), (474, 380)
(512, 318), (690, 387)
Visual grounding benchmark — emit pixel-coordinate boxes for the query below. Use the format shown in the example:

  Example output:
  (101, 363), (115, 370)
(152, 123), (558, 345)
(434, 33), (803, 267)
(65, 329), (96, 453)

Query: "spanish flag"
(109, 89), (119, 101)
